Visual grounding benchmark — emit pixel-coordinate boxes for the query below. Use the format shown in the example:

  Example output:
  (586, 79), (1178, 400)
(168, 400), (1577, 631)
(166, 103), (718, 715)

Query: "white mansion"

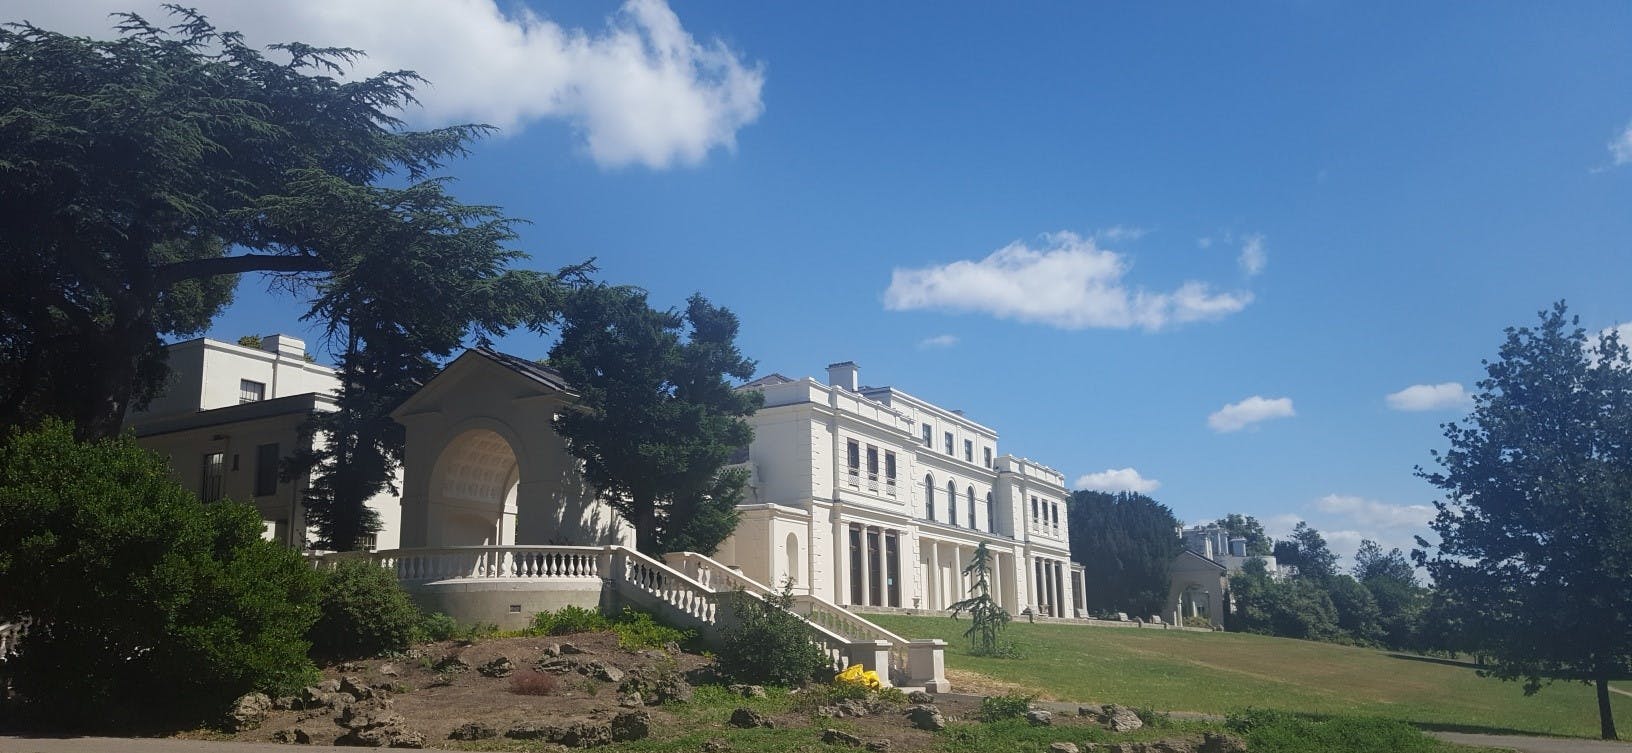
(128, 339), (1082, 622)
(719, 362), (1084, 619)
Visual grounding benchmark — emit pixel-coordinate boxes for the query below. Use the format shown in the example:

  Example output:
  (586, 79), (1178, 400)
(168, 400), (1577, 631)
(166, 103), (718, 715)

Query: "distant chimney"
(951, 409), (965, 416)
(1229, 538), (1247, 557)
(826, 361), (859, 392)
(261, 334), (306, 359)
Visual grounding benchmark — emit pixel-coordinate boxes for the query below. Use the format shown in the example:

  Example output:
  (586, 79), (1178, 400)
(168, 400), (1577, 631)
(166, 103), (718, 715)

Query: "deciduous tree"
(1416, 301), (1632, 740)
(1214, 513), (1273, 556)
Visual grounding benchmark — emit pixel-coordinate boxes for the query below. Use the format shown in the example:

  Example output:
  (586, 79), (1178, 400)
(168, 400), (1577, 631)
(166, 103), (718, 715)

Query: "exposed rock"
(905, 704), (946, 731)
(377, 662), (400, 677)
(1198, 732), (1247, 753)
(617, 691), (645, 708)
(432, 655), (469, 674)
(907, 690), (934, 704)
(1049, 743), (1080, 753)
(558, 720), (612, 748)
(821, 728), (863, 747)
(1101, 704), (1143, 733)
(610, 710), (652, 741)
(333, 702), (422, 749)
(729, 683), (767, 698)
(1078, 704), (1104, 717)
(339, 676), (376, 699)
(865, 739), (892, 752)
(271, 696), (297, 711)
(701, 739), (728, 752)
(537, 656), (582, 673)
(505, 722), (565, 740)
(297, 680), (351, 710)
(271, 727), (312, 744)
(448, 722), (497, 741)
(586, 660), (624, 683)
(335, 661), (365, 673)
(542, 642), (562, 657)
(223, 692), (271, 732)
(729, 707), (775, 729)
(477, 657), (515, 678)
(662, 640), (681, 654)
(1026, 709), (1054, 726)
(560, 642), (586, 654)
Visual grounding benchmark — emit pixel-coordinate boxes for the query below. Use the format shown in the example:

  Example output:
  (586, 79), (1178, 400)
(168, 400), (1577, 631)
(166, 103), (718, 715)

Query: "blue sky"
(22, 1), (1632, 565)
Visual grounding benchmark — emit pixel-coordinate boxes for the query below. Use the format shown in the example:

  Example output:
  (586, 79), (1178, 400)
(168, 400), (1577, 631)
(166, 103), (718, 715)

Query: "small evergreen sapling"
(949, 542), (1013, 656)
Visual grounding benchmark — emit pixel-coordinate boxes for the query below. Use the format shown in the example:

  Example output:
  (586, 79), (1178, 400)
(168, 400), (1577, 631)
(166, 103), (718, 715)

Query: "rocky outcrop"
(729, 707), (776, 729)
(223, 692), (271, 732)
(502, 713), (650, 748)
(477, 657), (515, 678)
(1099, 704), (1144, 732)
(905, 704), (946, 731)
(821, 728), (863, 746)
(1027, 709), (1054, 726)
(448, 722), (497, 741)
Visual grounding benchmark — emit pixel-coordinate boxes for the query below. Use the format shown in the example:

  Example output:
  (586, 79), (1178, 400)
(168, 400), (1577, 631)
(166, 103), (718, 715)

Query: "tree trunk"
(1598, 675), (1618, 740)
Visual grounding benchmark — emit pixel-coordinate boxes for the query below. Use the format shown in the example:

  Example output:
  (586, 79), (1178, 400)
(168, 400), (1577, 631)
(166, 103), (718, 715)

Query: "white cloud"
(1074, 468), (1161, 494)
(1312, 494), (1435, 530)
(9, 0), (764, 169)
(1385, 382), (1470, 411)
(1207, 396), (1294, 433)
(1094, 225), (1147, 242)
(1612, 120), (1632, 166)
(1238, 234), (1267, 276)
(917, 334), (958, 349)
(883, 232), (1253, 331)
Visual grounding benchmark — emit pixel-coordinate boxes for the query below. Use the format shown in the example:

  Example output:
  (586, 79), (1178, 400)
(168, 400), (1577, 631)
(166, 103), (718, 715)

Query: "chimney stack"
(261, 334), (306, 359)
(826, 361), (859, 392)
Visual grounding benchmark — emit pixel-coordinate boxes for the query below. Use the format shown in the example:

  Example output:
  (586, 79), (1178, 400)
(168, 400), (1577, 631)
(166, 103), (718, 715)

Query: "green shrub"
(415, 612), (459, 642)
(308, 559), (419, 661)
(610, 606), (694, 650)
(531, 605), (611, 636)
(979, 692), (1037, 722)
(0, 420), (323, 728)
(716, 584), (829, 686)
(1226, 708), (1446, 753)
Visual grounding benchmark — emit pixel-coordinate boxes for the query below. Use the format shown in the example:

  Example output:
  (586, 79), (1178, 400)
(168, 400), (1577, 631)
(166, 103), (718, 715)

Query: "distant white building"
(714, 362), (1084, 618)
(1181, 524), (1282, 577)
(126, 336), (402, 550)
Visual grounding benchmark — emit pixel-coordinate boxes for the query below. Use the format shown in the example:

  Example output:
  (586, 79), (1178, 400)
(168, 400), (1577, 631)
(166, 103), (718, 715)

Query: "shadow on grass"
(1385, 652), (1485, 670)
(1413, 720), (1589, 739)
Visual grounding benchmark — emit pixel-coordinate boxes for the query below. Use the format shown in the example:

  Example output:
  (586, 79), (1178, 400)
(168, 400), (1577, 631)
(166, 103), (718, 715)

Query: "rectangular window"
(884, 451), (896, 481)
(200, 452), (225, 502)
(964, 439), (973, 462)
(239, 379), (265, 404)
(867, 528), (883, 607)
(866, 445), (879, 476)
(921, 423), (932, 448)
(944, 431), (954, 455)
(984, 447), (992, 468)
(846, 439), (860, 486)
(254, 442), (280, 497)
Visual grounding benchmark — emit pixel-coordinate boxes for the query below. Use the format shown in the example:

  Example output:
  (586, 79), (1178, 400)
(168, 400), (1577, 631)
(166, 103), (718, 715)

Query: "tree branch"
(154, 253), (330, 289)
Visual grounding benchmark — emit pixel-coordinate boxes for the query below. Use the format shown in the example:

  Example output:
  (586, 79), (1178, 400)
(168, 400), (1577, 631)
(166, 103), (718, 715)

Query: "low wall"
(405, 578), (612, 632)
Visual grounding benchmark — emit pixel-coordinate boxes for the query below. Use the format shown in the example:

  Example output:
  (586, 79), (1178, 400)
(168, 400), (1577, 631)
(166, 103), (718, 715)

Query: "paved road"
(1430, 731), (1632, 752)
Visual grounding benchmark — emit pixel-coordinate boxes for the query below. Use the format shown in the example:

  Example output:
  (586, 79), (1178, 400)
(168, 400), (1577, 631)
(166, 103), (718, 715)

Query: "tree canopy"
(0, 8), (561, 442)
(548, 285), (761, 555)
(1068, 490), (1184, 616)
(1214, 513), (1273, 556)
(1416, 301), (1632, 740)
(1273, 521), (1337, 582)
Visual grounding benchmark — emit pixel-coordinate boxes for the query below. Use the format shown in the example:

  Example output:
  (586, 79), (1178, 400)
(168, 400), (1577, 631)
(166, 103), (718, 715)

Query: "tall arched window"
(986, 492), (995, 533)
(947, 481), (957, 525)
(967, 486), (977, 529)
(924, 474), (936, 521)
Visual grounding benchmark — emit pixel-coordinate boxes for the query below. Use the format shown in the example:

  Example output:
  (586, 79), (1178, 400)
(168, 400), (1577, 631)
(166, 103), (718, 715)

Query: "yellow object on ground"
(835, 663), (882, 690)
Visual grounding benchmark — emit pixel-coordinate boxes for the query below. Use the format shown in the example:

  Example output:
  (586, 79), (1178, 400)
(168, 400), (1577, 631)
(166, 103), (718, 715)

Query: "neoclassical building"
(129, 341), (1082, 621)
(715, 362), (1083, 618)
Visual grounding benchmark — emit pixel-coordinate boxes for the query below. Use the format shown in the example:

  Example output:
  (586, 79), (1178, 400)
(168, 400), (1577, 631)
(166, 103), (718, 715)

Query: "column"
(1055, 562), (1066, 618)
(952, 546), (965, 602)
(928, 541), (939, 610)
(859, 526), (872, 608)
(833, 515), (848, 604)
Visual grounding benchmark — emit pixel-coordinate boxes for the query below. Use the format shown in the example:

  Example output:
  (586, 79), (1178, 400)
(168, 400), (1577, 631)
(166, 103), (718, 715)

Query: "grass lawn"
(868, 614), (1632, 740)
